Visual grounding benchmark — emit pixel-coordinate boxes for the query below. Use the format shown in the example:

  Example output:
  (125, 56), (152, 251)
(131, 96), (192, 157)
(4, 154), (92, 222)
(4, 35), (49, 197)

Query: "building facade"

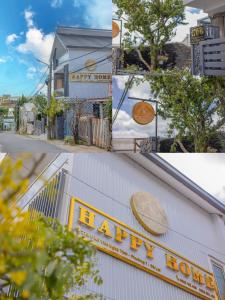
(50, 26), (112, 100)
(18, 154), (225, 300)
(184, 0), (225, 37)
(0, 95), (18, 131)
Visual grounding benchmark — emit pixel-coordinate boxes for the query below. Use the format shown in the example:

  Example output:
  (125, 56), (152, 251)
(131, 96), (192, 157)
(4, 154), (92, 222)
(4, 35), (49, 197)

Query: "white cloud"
(73, 0), (111, 29)
(36, 83), (47, 95)
(113, 109), (168, 138)
(0, 56), (12, 64)
(6, 33), (19, 45)
(114, 75), (152, 99)
(172, 7), (208, 42)
(17, 28), (54, 63)
(51, 0), (63, 8)
(27, 67), (37, 79)
(24, 8), (35, 28)
(0, 57), (7, 64)
(17, 8), (54, 64)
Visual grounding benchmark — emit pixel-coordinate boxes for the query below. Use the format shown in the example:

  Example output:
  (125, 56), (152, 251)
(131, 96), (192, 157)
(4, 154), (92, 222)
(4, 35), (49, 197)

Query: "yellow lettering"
(98, 220), (112, 238)
(205, 275), (215, 290)
(130, 235), (143, 250)
(144, 242), (155, 259)
(192, 268), (204, 285)
(79, 206), (95, 229)
(115, 226), (128, 243)
(179, 262), (191, 277)
(165, 254), (179, 271)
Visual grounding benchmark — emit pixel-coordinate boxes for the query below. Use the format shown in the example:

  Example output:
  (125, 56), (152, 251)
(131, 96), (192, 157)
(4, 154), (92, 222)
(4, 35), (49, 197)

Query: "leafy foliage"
(113, 0), (186, 70)
(15, 95), (29, 131)
(148, 68), (225, 152)
(103, 98), (112, 122)
(0, 156), (103, 300)
(32, 95), (47, 117)
(46, 95), (65, 139)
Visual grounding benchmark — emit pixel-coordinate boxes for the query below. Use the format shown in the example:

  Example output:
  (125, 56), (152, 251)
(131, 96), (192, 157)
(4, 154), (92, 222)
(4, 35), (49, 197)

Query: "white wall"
(19, 153), (225, 300)
(63, 153), (225, 300)
(68, 48), (111, 99)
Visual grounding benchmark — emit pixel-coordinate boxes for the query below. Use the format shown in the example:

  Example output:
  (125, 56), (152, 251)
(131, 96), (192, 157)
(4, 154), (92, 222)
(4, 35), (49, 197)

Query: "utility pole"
(36, 58), (51, 140)
(47, 61), (52, 140)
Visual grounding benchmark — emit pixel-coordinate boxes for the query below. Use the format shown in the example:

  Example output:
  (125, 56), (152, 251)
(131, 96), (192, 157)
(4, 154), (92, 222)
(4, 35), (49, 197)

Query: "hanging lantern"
(112, 21), (120, 38)
(132, 102), (155, 125)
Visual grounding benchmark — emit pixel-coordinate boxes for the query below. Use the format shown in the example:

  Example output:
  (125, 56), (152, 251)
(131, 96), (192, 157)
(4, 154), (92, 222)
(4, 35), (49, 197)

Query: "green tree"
(113, 0), (186, 70)
(47, 95), (64, 139)
(103, 98), (112, 122)
(148, 68), (225, 152)
(15, 95), (28, 131)
(0, 156), (102, 300)
(32, 94), (47, 118)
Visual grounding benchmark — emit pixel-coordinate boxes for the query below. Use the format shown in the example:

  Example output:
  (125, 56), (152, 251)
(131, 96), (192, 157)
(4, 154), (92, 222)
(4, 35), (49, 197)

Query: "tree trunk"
(151, 48), (158, 71)
(194, 135), (208, 153)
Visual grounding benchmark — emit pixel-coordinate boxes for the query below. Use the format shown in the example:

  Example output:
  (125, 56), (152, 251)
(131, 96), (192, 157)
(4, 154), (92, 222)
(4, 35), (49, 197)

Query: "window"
(212, 262), (225, 300)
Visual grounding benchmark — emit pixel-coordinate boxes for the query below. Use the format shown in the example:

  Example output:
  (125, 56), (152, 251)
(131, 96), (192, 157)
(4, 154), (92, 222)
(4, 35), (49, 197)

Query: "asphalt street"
(0, 132), (68, 153)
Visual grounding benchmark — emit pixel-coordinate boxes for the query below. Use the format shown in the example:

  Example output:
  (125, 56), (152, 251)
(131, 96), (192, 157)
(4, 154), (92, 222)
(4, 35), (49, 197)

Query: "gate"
(55, 115), (64, 140)
(92, 118), (111, 149)
(78, 116), (92, 145)
(199, 38), (225, 76)
(192, 37), (225, 76)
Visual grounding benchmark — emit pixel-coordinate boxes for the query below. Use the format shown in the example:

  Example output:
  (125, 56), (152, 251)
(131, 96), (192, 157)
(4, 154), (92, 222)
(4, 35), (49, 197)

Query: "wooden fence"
(78, 117), (111, 149)
(92, 118), (110, 149)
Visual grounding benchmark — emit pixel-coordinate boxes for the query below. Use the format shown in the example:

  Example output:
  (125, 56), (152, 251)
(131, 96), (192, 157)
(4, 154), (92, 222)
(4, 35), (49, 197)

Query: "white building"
(184, 0), (225, 36)
(50, 26), (112, 100)
(19, 102), (37, 135)
(18, 153), (225, 300)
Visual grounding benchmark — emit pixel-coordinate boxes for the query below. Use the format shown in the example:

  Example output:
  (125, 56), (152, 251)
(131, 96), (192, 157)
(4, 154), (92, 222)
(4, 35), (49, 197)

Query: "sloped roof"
(56, 26), (112, 49)
(128, 153), (225, 216)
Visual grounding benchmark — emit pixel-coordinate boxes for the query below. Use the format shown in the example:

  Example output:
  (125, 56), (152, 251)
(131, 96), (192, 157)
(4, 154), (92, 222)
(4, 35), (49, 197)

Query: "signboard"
(112, 21), (120, 39)
(190, 26), (206, 45)
(190, 25), (220, 45)
(190, 24), (222, 76)
(131, 191), (168, 235)
(85, 59), (97, 71)
(132, 102), (155, 125)
(70, 73), (111, 83)
(68, 197), (217, 300)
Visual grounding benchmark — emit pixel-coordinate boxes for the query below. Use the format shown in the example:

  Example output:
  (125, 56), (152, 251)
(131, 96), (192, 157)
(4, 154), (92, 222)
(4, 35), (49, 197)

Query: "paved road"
(0, 132), (68, 153)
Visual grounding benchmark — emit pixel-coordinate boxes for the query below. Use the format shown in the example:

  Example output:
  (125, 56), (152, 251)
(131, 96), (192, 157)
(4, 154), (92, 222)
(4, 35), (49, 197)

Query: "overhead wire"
(28, 42), (111, 98)
(112, 75), (134, 124)
(69, 55), (112, 74)
(57, 42), (112, 67)
(29, 67), (49, 97)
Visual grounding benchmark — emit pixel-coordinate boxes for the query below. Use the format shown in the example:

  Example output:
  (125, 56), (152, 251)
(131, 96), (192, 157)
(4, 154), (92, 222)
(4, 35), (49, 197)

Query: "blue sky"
(0, 0), (112, 96)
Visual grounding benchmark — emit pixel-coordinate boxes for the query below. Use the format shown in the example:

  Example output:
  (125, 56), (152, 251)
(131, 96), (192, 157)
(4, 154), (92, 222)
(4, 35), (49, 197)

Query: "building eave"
(127, 153), (225, 216)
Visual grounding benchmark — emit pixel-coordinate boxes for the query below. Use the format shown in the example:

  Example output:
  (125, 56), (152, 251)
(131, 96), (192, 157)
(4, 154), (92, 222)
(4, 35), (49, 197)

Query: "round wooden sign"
(112, 21), (120, 38)
(132, 102), (155, 125)
(85, 59), (97, 71)
(131, 192), (168, 236)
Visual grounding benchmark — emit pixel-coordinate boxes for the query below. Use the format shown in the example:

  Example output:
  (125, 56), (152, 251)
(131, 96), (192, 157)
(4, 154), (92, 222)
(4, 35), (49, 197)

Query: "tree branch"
(136, 49), (152, 71)
(176, 138), (189, 153)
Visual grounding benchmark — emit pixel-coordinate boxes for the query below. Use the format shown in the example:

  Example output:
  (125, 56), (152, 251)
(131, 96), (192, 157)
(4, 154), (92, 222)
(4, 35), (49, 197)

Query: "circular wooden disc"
(112, 21), (120, 38)
(85, 59), (97, 71)
(132, 102), (155, 125)
(131, 192), (168, 235)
